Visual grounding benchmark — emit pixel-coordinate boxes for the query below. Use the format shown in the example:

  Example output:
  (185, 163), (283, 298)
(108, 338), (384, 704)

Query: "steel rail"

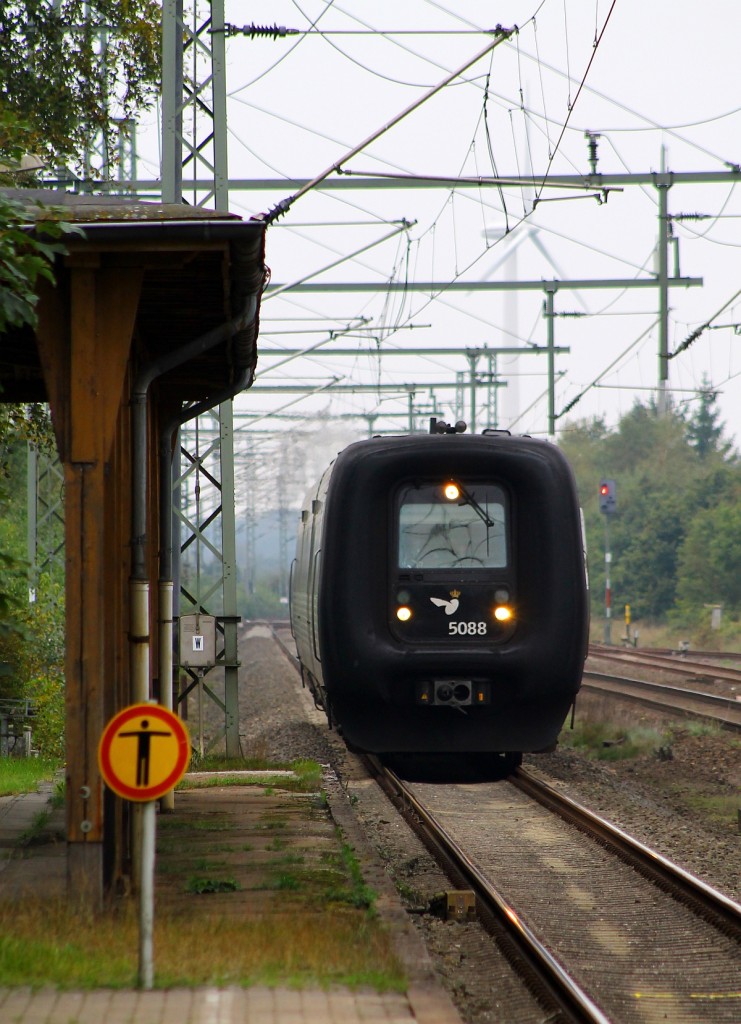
(591, 644), (741, 661)
(513, 767), (741, 941)
(371, 760), (612, 1024)
(588, 645), (741, 684)
(581, 671), (741, 731)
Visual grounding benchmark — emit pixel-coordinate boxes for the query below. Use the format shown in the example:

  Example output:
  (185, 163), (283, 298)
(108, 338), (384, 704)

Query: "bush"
(26, 670), (65, 758)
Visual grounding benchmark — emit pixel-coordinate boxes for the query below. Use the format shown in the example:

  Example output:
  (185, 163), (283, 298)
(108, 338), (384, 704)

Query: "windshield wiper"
(454, 481), (495, 528)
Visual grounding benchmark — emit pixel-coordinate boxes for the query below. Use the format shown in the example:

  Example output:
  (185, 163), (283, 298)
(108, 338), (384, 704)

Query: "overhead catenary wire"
(215, 2), (741, 443)
(254, 27), (517, 224)
(670, 286), (741, 359)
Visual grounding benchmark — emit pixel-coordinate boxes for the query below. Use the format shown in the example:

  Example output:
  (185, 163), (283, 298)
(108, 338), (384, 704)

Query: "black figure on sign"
(120, 719), (171, 787)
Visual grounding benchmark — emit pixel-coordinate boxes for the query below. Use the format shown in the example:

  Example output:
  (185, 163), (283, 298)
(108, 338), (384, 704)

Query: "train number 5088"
(448, 621), (487, 635)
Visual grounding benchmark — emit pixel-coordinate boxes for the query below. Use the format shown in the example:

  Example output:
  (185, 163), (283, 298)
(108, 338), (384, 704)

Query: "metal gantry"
(27, 446), (65, 600)
(161, 0), (241, 755)
(162, 0), (228, 208)
(175, 405), (240, 756)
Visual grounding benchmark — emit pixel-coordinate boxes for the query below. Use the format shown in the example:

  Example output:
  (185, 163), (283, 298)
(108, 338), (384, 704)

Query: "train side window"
(397, 482), (508, 569)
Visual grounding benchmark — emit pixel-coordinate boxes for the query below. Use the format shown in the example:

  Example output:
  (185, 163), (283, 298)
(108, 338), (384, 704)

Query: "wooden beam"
(47, 261), (142, 906)
(64, 460), (106, 907)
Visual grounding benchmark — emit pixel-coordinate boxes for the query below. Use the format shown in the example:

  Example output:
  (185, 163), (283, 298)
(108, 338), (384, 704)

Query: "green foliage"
(0, 1), (160, 176)
(0, 420), (65, 754)
(684, 376), (731, 460)
(675, 502), (741, 613)
(26, 667), (65, 759)
(559, 397), (741, 625)
(0, 405), (56, 461)
(0, 190), (76, 334)
(329, 842), (377, 911)
(241, 581), (288, 620)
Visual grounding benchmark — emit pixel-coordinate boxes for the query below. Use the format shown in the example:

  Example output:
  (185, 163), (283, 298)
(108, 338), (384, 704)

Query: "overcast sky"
(140, 0), (741, 469)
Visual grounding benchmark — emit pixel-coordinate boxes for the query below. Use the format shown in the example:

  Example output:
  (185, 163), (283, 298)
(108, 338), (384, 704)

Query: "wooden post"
(37, 260), (142, 907)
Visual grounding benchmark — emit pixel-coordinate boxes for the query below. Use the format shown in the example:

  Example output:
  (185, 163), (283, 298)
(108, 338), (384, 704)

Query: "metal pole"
(27, 444), (37, 604)
(219, 402), (241, 757)
(604, 517), (612, 645)
(161, 0), (183, 203)
(544, 287), (556, 438)
(467, 353), (478, 433)
(139, 798), (156, 989)
(657, 158), (671, 413)
(211, 0), (229, 210)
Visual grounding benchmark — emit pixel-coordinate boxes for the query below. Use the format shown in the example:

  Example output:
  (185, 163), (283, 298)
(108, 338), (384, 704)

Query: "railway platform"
(0, 780), (462, 1024)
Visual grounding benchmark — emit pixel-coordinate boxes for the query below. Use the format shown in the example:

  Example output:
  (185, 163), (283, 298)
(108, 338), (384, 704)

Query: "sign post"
(98, 703), (190, 989)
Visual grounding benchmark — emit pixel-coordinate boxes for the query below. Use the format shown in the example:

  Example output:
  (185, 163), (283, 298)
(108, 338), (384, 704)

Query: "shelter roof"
(0, 190), (268, 403)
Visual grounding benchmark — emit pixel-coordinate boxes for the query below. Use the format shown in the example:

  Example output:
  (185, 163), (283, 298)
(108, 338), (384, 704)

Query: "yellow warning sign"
(99, 703), (190, 802)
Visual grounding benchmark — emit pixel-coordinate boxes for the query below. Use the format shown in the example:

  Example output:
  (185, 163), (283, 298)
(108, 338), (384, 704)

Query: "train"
(289, 420), (589, 775)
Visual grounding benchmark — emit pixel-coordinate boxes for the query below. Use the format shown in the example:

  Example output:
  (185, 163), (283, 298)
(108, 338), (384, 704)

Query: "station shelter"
(0, 191), (268, 905)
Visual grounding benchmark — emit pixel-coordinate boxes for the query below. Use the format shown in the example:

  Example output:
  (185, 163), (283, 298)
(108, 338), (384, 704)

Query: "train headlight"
(396, 606), (413, 622)
(443, 482), (461, 501)
(494, 605), (513, 622)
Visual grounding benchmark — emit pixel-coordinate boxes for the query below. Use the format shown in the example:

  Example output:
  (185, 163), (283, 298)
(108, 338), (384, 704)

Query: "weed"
(185, 877), (241, 895)
(18, 809), (51, 847)
(324, 838), (377, 911)
(275, 874), (301, 891)
(265, 854), (304, 868)
(395, 880), (425, 907)
(192, 858), (229, 872)
(50, 779), (65, 810)
(259, 818), (288, 831)
(191, 818), (232, 832)
(684, 791), (741, 827)
(560, 714), (666, 761)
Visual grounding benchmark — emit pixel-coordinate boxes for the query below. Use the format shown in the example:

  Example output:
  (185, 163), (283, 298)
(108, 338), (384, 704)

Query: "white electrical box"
(179, 614), (217, 668)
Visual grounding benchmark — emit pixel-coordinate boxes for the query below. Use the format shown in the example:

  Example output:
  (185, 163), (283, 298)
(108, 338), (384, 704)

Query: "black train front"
(290, 425), (589, 764)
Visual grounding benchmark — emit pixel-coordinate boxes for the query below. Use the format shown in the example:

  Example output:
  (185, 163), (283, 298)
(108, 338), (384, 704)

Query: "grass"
(0, 900), (405, 991)
(679, 789), (741, 826)
(0, 756), (62, 797)
(559, 714), (667, 761)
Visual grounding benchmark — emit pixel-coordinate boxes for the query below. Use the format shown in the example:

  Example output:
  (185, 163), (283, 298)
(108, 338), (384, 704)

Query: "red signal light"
(599, 478), (617, 513)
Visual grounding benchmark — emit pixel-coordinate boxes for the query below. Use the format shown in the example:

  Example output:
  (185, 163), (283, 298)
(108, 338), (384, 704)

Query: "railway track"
(588, 644), (741, 687)
(372, 760), (741, 1024)
(581, 670), (741, 731)
(268, 623), (740, 1021)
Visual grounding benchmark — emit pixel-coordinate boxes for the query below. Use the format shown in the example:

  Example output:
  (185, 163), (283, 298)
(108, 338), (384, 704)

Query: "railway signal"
(598, 479), (618, 642)
(599, 478), (617, 514)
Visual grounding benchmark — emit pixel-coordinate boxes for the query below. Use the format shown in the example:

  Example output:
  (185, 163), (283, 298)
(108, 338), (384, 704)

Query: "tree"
(685, 376), (731, 461)
(675, 501), (741, 613)
(0, 0), (160, 176)
(558, 401), (740, 622)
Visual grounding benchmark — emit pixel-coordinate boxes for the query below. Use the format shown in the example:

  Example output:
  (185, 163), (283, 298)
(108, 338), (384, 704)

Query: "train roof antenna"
(429, 418), (467, 434)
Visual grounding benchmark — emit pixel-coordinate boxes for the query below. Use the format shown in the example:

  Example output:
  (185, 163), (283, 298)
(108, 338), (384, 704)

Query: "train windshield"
(397, 482), (508, 569)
